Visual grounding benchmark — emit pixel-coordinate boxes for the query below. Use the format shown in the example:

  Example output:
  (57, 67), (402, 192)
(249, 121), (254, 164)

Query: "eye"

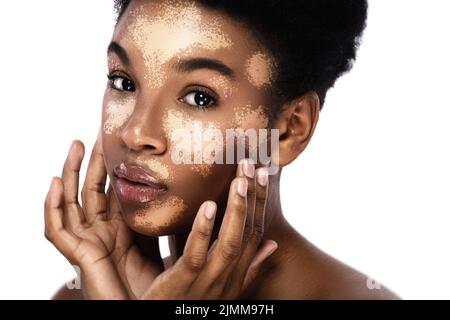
(107, 74), (136, 92)
(180, 89), (217, 109)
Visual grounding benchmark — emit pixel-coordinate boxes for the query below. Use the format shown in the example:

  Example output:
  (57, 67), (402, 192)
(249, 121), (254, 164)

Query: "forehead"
(111, 0), (274, 84)
(120, 0), (234, 49)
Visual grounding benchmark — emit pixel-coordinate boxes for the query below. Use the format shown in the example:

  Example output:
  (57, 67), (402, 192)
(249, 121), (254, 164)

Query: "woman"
(45, 0), (399, 299)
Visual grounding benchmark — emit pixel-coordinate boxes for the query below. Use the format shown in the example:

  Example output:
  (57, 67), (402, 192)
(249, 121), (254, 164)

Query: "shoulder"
(319, 266), (401, 300)
(280, 233), (401, 300)
(305, 247), (401, 299)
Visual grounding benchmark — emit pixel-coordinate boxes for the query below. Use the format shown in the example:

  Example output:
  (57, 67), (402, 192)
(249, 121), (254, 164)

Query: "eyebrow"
(107, 42), (235, 80)
(171, 57), (236, 80)
(107, 41), (130, 66)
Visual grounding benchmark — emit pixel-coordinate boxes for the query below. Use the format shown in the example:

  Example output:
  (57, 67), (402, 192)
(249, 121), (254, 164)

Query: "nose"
(119, 101), (167, 154)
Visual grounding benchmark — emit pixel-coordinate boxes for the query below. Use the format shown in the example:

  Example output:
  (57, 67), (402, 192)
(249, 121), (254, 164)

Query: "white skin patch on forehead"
(126, 0), (233, 88)
(245, 52), (274, 89)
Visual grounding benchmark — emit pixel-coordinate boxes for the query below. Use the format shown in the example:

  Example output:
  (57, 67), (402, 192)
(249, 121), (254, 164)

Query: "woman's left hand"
(140, 160), (278, 300)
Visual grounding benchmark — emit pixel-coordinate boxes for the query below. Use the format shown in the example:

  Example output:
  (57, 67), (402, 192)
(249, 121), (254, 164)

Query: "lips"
(113, 162), (167, 203)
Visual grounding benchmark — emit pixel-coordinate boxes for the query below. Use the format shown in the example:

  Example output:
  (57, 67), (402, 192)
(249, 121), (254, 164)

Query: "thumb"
(241, 240), (278, 295)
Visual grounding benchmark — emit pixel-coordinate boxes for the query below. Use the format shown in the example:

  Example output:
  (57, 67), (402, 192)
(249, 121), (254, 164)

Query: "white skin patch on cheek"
(163, 109), (221, 177)
(245, 52), (274, 89)
(127, 1), (233, 88)
(103, 96), (135, 135)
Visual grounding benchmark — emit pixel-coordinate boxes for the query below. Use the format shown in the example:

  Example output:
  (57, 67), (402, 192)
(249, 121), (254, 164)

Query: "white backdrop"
(0, 0), (449, 299)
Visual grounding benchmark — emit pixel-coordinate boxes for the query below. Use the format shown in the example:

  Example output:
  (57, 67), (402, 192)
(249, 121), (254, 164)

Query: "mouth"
(113, 162), (168, 203)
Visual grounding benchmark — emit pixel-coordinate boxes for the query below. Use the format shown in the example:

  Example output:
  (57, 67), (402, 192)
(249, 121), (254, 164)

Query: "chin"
(121, 204), (192, 237)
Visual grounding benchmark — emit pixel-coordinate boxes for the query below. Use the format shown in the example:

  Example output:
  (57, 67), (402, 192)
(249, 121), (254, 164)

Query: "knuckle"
(220, 240), (241, 262)
(243, 222), (253, 235)
(255, 196), (267, 208)
(243, 223), (254, 240)
(231, 196), (246, 212)
(252, 223), (264, 240)
(196, 228), (212, 241)
(90, 182), (106, 194)
(182, 254), (206, 272)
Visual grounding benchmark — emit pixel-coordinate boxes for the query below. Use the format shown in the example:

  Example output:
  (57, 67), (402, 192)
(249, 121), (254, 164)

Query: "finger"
(44, 177), (80, 264)
(253, 167), (269, 238)
(200, 177), (248, 281)
(241, 240), (278, 296)
(60, 140), (86, 230)
(207, 239), (218, 256)
(177, 201), (217, 279)
(225, 166), (269, 294)
(81, 136), (107, 224)
(237, 158), (256, 243)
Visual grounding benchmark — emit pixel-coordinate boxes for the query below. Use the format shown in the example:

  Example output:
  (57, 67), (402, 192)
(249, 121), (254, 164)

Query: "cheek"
(102, 96), (135, 135)
(233, 104), (269, 129)
(163, 109), (224, 178)
(230, 104), (271, 164)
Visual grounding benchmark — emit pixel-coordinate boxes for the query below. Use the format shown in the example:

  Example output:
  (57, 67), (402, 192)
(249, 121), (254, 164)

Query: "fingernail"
(204, 201), (216, 220)
(256, 167), (269, 187)
(243, 159), (255, 178)
(237, 178), (248, 197)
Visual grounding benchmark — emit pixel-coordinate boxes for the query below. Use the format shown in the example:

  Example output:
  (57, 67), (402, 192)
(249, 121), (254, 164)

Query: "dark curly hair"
(113, 0), (368, 112)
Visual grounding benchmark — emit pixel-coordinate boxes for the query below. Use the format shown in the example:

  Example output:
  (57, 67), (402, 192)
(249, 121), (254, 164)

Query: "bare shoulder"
(274, 230), (402, 300)
(319, 262), (402, 300)
(304, 244), (401, 299)
(52, 283), (83, 300)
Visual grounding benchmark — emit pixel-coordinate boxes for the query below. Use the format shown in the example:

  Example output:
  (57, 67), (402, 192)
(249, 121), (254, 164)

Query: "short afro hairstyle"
(113, 0), (368, 112)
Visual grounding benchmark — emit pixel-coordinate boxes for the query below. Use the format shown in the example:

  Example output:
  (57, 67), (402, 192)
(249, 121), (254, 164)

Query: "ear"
(272, 91), (320, 167)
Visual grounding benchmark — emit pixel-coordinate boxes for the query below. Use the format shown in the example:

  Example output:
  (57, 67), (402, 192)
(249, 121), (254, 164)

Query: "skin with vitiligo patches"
(102, 0), (275, 238)
(126, 0), (233, 89)
(53, 0), (401, 301)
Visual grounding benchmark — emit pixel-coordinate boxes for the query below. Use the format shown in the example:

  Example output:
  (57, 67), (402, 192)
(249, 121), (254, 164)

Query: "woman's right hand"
(44, 138), (163, 299)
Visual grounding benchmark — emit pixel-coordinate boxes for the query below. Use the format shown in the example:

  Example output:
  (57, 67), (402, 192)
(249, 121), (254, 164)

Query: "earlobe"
(273, 91), (320, 167)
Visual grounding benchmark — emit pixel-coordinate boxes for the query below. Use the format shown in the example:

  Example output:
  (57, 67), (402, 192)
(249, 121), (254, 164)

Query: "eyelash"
(106, 72), (219, 110)
(178, 86), (218, 110)
(107, 73), (136, 92)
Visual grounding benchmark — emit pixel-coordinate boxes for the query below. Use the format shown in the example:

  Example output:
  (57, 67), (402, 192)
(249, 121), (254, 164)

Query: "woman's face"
(102, 0), (276, 236)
